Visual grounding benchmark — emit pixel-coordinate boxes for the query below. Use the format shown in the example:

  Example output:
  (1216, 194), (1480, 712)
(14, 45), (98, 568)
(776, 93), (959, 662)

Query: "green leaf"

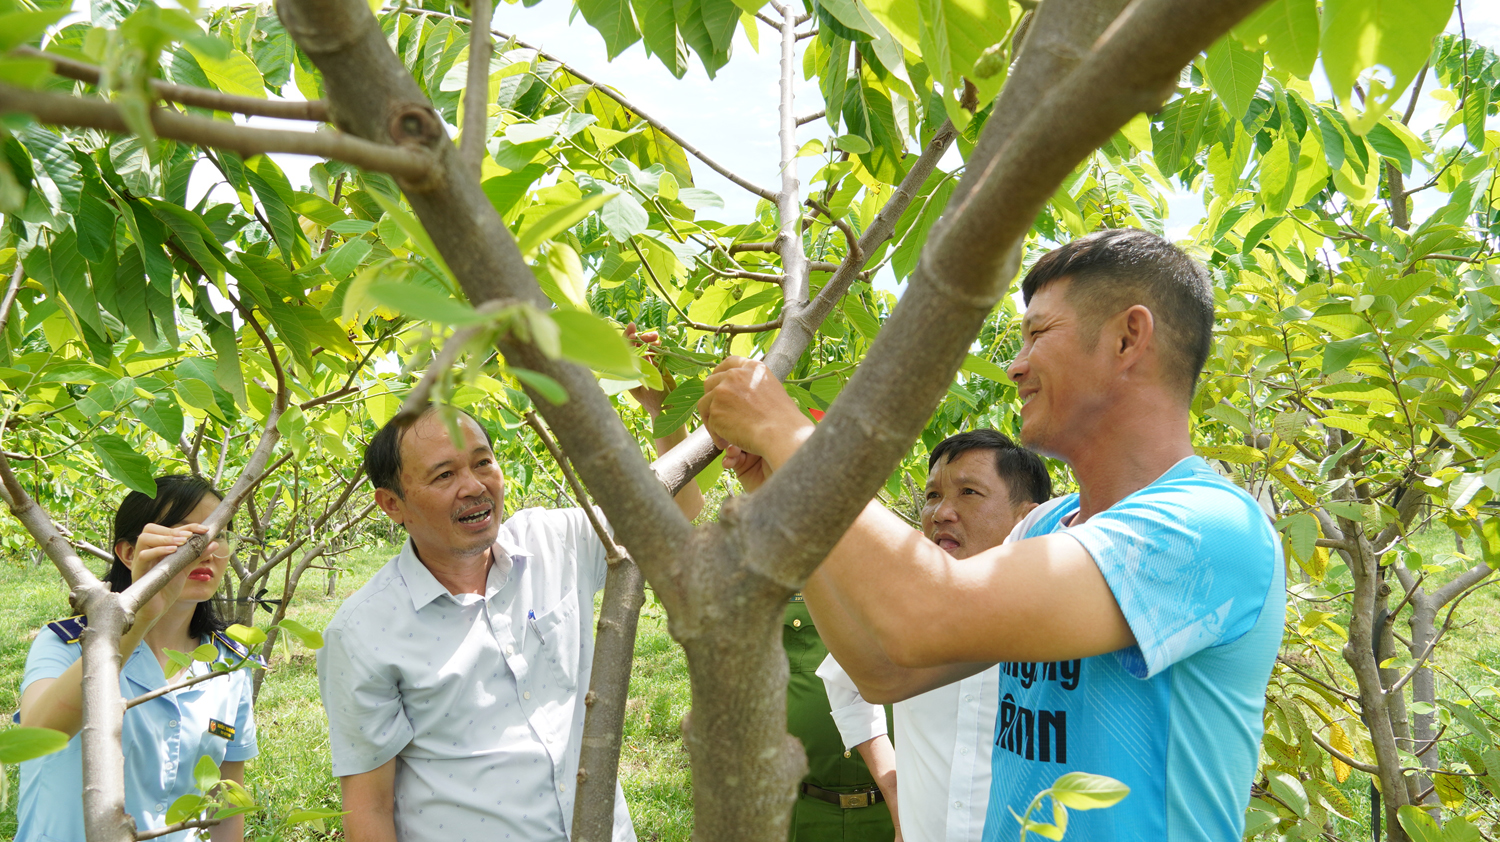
(176, 377), (227, 422)
(633, 0), (687, 78)
(1440, 700), (1493, 742)
(275, 618), (325, 650)
(508, 367), (570, 405)
(194, 754), (220, 791)
(1397, 805), (1444, 842)
(163, 649), (194, 679)
(92, 434), (156, 497)
(1046, 772), (1130, 810)
(1203, 35), (1263, 121)
(0, 9), (69, 51)
(1268, 771), (1308, 817)
(287, 808), (351, 823)
(833, 134), (872, 154)
(1233, 0), (1319, 78)
(1464, 82), (1491, 152)
(577, 0), (642, 59)
(324, 238), (373, 279)
(481, 164), (547, 216)
(0, 727), (69, 764)
(365, 280), (488, 326)
(961, 353), (1009, 384)
(191, 643), (219, 662)
(652, 378), (704, 439)
(549, 311), (639, 378)
(1280, 512), (1320, 563)
(516, 192), (612, 257)
(224, 624), (267, 647)
(601, 192), (650, 239)
(243, 156), (303, 264)
(166, 793), (206, 825)
(1321, 0), (1454, 133)
(185, 43), (265, 98)
(676, 188), (723, 211)
(1321, 334), (1371, 375)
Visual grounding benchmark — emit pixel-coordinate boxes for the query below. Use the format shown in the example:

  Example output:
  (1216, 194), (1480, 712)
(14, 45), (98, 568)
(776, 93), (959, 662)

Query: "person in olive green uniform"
(784, 594), (895, 841)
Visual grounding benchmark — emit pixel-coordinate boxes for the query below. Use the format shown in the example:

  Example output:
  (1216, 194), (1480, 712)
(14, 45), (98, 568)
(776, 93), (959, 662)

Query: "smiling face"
(920, 449), (1030, 559)
(1007, 279), (1115, 460)
(376, 412), (505, 562)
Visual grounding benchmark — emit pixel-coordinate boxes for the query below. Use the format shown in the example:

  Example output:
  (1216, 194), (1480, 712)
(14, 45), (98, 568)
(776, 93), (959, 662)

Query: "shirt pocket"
(531, 589), (581, 692)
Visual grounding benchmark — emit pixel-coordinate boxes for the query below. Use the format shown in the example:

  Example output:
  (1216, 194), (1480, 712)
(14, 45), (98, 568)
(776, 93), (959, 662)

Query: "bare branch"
(729, 240), (781, 254)
(0, 261), (25, 338)
(15, 46), (329, 121)
(460, 0), (494, 176)
(1308, 728), (1380, 774)
(523, 412), (624, 562)
(1431, 561), (1494, 608)
(136, 817), (222, 840)
(795, 108), (826, 126)
(0, 84), (433, 179)
(776, 4), (810, 310)
(805, 197), (862, 268)
(126, 663), (240, 709)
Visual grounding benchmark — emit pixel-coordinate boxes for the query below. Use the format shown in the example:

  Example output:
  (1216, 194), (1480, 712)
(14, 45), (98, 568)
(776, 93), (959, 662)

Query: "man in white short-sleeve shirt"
(818, 430), (1053, 842)
(319, 402), (700, 842)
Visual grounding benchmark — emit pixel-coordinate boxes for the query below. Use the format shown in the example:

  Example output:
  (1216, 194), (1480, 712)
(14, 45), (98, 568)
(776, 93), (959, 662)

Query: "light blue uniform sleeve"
(318, 619), (414, 776)
(22, 629), (81, 694)
(1064, 470), (1277, 680)
(224, 669), (259, 762)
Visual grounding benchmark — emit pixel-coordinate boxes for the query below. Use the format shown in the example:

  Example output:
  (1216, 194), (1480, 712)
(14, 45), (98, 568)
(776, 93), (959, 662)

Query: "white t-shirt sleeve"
(815, 653), (888, 750)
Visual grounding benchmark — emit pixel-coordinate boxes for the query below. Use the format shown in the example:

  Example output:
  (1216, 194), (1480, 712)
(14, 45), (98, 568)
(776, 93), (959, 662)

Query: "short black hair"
(364, 404), (494, 498)
(1020, 228), (1214, 398)
(107, 474), (229, 640)
(928, 429), (1051, 507)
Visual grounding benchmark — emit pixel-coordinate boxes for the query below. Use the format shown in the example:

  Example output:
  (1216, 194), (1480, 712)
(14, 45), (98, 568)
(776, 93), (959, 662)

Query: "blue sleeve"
(224, 669), (259, 762)
(1064, 472), (1278, 680)
(317, 616), (413, 776)
(22, 629), (81, 695)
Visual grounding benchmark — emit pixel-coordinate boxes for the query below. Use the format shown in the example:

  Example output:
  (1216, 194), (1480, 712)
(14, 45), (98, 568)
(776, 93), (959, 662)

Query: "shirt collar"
(397, 524), (534, 611)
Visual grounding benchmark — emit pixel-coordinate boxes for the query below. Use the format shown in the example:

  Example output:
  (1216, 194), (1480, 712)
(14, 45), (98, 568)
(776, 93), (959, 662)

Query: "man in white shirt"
(818, 430), (1054, 842)
(318, 401), (700, 842)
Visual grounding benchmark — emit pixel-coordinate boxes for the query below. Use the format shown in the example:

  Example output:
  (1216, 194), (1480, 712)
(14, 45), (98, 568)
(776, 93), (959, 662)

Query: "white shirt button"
(960, 747), (968, 755)
(167, 720), (178, 728)
(506, 645), (515, 656)
(156, 803), (165, 811)
(558, 783), (566, 792)
(955, 800), (963, 809)
(523, 691), (532, 700)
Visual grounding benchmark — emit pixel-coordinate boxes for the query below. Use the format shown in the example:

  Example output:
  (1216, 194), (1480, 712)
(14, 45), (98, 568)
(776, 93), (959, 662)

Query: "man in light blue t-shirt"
(698, 228), (1284, 841)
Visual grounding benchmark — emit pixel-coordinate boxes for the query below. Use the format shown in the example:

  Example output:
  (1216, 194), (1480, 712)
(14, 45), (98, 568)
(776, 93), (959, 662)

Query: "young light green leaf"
(508, 367), (570, 405)
(225, 624), (267, 647)
(191, 643), (220, 663)
(1046, 772), (1130, 810)
(194, 754), (220, 791)
(166, 793), (207, 825)
(163, 648), (195, 679)
(1396, 804), (1443, 842)
(1203, 35), (1263, 121)
(1233, 0), (1318, 78)
(550, 311), (639, 378)
(961, 353), (1009, 384)
(833, 134), (871, 155)
(0, 727), (69, 764)
(516, 193), (612, 257)
(1267, 771), (1308, 817)
(287, 807), (352, 823)
(365, 280), (488, 327)
(275, 618), (325, 650)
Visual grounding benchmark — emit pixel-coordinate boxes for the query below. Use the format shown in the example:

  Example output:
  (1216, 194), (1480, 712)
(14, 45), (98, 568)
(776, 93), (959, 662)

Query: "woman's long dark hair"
(105, 475), (230, 640)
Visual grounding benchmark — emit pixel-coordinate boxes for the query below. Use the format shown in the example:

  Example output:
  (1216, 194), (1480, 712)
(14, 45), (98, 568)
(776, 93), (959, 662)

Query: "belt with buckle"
(799, 782), (885, 809)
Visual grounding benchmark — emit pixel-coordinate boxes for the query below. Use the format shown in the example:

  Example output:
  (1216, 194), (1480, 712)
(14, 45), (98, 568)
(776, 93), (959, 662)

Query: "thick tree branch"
(460, 0), (493, 176)
(278, 0), (692, 594)
(14, 46), (329, 121)
(0, 84), (432, 179)
(745, 0), (1273, 586)
(776, 3), (810, 311)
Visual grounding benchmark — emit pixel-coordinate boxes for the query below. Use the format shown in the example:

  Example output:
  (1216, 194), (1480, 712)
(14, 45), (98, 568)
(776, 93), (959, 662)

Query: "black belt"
(799, 782), (885, 809)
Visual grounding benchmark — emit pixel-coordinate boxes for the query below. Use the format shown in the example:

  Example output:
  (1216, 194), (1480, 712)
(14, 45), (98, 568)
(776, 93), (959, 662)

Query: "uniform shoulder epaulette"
(211, 630), (267, 668)
(45, 615), (87, 644)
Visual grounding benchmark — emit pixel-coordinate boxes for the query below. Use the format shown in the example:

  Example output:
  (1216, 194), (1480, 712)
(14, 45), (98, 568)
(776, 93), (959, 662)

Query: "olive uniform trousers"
(784, 595), (895, 842)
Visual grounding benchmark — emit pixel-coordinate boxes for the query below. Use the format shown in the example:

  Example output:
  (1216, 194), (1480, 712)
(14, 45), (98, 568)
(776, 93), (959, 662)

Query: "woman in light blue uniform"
(16, 475), (259, 842)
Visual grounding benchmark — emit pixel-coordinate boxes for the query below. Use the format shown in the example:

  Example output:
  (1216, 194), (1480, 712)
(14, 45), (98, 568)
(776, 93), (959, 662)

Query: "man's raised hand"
(697, 357), (814, 493)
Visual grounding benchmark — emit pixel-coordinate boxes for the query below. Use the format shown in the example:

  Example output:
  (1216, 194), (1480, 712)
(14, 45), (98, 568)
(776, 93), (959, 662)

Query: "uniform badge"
(207, 719), (236, 740)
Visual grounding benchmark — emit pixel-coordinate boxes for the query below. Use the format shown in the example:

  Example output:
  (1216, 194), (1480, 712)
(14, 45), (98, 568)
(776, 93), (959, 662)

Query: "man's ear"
(374, 487), (405, 525)
(1115, 304), (1155, 365)
(1015, 500), (1039, 521)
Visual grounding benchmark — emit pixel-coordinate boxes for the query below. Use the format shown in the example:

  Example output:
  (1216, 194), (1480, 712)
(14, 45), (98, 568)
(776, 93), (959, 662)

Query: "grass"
(0, 540), (696, 842)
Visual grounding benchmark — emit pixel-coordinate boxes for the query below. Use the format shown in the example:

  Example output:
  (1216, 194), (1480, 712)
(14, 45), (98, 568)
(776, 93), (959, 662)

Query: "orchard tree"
(0, 0), (1487, 840)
